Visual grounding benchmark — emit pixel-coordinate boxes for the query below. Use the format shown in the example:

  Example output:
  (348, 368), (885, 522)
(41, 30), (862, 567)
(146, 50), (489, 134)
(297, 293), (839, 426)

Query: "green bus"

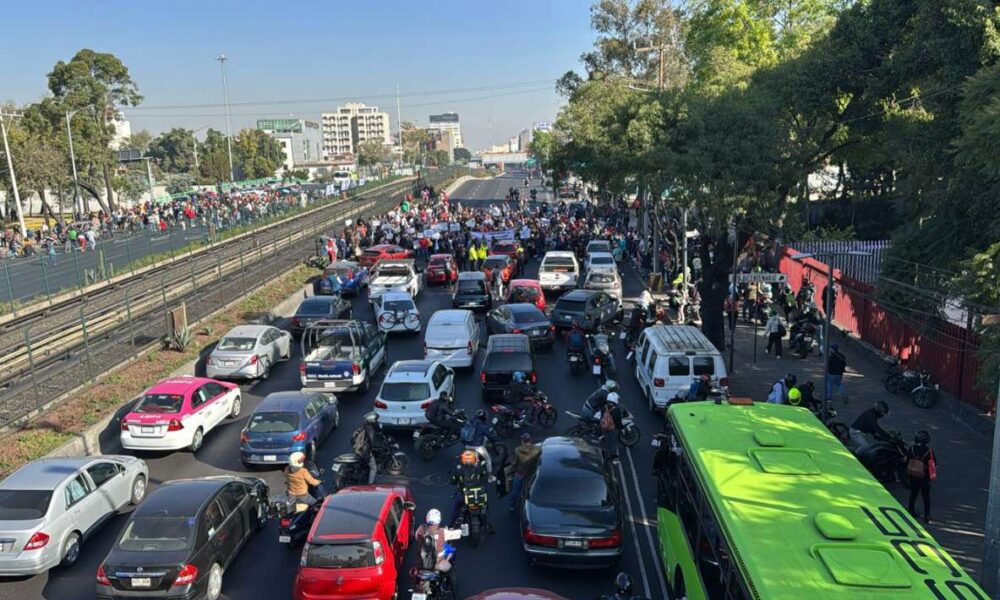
(653, 400), (986, 600)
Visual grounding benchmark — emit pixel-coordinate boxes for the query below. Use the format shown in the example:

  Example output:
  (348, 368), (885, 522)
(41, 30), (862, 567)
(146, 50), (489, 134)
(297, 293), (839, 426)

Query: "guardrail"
(0, 168), (461, 429)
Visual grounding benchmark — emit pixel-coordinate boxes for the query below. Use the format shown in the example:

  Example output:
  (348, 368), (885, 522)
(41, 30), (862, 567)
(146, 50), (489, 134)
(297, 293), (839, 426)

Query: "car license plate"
(131, 577), (151, 588)
(531, 330), (541, 336)
(412, 430), (421, 439)
(620, 331), (627, 339)
(460, 523), (470, 537)
(332, 463), (342, 472)
(278, 535), (291, 544)
(563, 314), (571, 320)
(592, 365), (602, 375)
(412, 594), (428, 600)
(563, 539), (586, 549)
(651, 438), (661, 447)
(324, 381), (339, 388)
(141, 426), (154, 434)
(569, 355), (579, 362)
(397, 418), (411, 425)
(224, 361), (237, 367)
(263, 455), (277, 462)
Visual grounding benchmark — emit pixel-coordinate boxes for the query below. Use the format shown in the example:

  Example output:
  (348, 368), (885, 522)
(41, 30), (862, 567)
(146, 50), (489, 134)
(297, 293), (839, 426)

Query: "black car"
(290, 295), (353, 337)
(452, 272), (492, 309)
(97, 476), (268, 600)
(480, 334), (535, 402)
(519, 437), (623, 568)
(486, 304), (555, 349)
(549, 290), (619, 331)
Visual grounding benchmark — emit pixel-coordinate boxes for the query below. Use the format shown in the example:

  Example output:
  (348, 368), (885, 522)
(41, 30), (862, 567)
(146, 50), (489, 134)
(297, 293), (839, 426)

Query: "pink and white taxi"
(119, 377), (242, 453)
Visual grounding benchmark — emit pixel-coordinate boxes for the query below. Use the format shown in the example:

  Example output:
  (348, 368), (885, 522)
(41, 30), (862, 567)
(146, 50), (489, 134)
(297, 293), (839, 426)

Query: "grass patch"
(0, 262), (315, 477)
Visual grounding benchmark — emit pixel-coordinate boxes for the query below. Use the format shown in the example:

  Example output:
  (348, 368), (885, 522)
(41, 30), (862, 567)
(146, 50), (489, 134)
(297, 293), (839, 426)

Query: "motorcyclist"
(850, 400), (892, 448)
(505, 371), (535, 406)
(767, 373), (797, 404)
(449, 450), (492, 529)
(414, 509), (453, 573)
(790, 381), (823, 415)
(566, 320), (587, 357)
(356, 413), (391, 484)
(582, 379), (617, 422)
(284, 451), (323, 508)
(460, 409), (501, 477)
(599, 572), (650, 600)
(686, 373), (712, 401)
(425, 391), (464, 440)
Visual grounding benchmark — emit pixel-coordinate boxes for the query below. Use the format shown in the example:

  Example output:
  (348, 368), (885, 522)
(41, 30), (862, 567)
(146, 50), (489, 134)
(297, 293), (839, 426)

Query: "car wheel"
(206, 563), (224, 600)
(189, 428), (204, 453)
(59, 532), (81, 568)
(229, 394), (242, 419)
(130, 474), (147, 505)
(258, 358), (271, 380)
(281, 342), (291, 360)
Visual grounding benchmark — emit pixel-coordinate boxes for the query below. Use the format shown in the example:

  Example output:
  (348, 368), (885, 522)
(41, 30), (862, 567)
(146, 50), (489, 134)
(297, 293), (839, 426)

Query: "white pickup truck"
(539, 251), (580, 292)
(368, 259), (421, 304)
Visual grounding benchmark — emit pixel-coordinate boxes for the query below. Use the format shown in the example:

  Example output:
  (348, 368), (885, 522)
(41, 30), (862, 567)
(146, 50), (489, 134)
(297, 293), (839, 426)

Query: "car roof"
(428, 309), (472, 324)
(429, 253), (452, 259)
(558, 289), (596, 301)
(137, 478), (232, 517)
(588, 252), (614, 259)
(387, 360), (435, 379)
(587, 240), (610, 247)
(2, 457), (104, 490)
(458, 271), (487, 280)
(314, 490), (390, 536)
(257, 391), (314, 412)
(543, 251), (575, 258)
(538, 437), (605, 476)
(369, 244), (394, 251)
(484, 255), (509, 261)
(147, 376), (210, 395)
(486, 334), (531, 352)
(223, 324), (268, 338)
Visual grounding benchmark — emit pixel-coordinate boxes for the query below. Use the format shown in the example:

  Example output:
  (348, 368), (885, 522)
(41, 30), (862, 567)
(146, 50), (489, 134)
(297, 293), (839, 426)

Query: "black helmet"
(874, 399), (890, 416)
(475, 408), (487, 421)
(784, 373), (797, 386)
(614, 572), (633, 595)
(364, 412), (379, 424)
(915, 430), (930, 444)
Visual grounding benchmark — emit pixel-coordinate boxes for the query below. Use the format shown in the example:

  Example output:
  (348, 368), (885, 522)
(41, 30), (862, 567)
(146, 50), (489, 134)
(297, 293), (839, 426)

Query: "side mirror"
(403, 501), (416, 511)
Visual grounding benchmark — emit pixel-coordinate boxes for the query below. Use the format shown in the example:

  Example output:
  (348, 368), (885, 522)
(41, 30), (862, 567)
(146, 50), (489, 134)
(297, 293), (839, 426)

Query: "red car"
(425, 253), (458, 284)
(491, 240), (523, 272)
(467, 590), (569, 600)
(482, 255), (515, 283)
(360, 244), (413, 268)
(293, 485), (415, 600)
(506, 279), (546, 310)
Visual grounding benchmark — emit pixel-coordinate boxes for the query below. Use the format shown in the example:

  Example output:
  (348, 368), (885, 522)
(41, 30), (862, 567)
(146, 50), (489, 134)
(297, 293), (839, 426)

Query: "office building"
(257, 119), (323, 171)
(428, 112), (463, 150)
(321, 103), (391, 158)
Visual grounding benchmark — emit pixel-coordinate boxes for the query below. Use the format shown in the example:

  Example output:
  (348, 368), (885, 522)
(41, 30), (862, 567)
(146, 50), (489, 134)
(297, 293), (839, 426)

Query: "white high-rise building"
(321, 103), (391, 158)
(428, 112), (463, 150)
(257, 119), (323, 171)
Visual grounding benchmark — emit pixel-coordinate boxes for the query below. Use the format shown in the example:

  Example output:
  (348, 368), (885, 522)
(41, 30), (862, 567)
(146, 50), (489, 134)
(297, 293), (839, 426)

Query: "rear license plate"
(324, 381), (339, 388)
(263, 455), (277, 462)
(563, 540), (586, 549)
(412, 431), (421, 439)
(460, 523), (470, 537)
(140, 426), (154, 434)
(131, 577), (151, 588)
(531, 330), (541, 336)
(592, 365), (602, 375)
(619, 331), (627, 339)
(332, 463), (342, 472)
(278, 535), (291, 544)
(563, 314), (571, 320)
(412, 594), (428, 600)
(397, 418), (411, 425)
(224, 361), (237, 367)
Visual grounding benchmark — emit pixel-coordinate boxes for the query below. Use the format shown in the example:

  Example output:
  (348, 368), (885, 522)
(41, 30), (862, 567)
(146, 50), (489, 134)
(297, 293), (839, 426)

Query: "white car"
(539, 251), (580, 291)
(374, 291), (421, 334)
(374, 360), (455, 429)
(582, 269), (623, 302)
(369, 260), (421, 304)
(424, 309), (478, 369)
(585, 251), (617, 274)
(585, 240), (612, 259)
(206, 324), (292, 380)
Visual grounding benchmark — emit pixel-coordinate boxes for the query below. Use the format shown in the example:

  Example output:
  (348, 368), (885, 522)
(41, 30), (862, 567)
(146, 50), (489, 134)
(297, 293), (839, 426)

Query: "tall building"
(257, 119), (323, 171)
(517, 129), (533, 153)
(109, 111), (132, 150)
(428, 112), (463, 149)
(321, 103), (391, 158)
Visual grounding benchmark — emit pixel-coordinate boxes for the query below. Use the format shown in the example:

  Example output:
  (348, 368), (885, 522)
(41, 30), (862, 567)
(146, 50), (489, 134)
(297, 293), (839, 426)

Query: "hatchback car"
(581, 270), (623, 303)
(291, 296), (354, 338)
(320, 261), (369, 296)
(506, 279), (546, 311)
(373, 292), (421, 334)
(0, 456), (148, 576)
(549, 290), (620, 331)
(519, 437), (623, 568)
(359, 244), (412, 268)
(240, 391), (339, 466)
(486, 304), (555, 349)
(96, 476), (268, 600)
(374, 361), (455, 429)
(425, 254), (458, 285)
(206, 324), (292, 380)
(120, 377), (241, 453)
(292, 485), (415, 600)
(452, 272), (492, 309)
(482, 255), (515, 283)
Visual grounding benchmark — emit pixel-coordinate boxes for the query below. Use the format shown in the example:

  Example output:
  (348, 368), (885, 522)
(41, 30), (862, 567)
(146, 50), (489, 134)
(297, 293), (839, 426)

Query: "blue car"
(317, 260), (369, 296)
(240, 391), (339, 466)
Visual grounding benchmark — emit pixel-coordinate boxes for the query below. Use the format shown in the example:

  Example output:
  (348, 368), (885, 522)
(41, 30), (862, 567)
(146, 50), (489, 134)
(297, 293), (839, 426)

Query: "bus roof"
(667, 401), (984, 599)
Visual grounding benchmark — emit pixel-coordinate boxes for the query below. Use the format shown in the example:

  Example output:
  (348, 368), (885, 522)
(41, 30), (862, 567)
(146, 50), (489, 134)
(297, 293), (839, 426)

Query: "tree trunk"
(80, 182), (110, 215)
(102, 163), (116, 212)
(698, 231), (751, 352)
(38, 188), (55, 227)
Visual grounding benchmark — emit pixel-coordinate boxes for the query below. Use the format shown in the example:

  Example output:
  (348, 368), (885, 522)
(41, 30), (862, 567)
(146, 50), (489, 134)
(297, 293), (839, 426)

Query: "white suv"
(373, 292), (421, 334)
(374, 360), (455, 428)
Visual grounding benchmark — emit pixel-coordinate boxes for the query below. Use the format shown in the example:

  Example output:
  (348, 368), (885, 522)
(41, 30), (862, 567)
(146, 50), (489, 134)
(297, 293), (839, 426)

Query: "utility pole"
(983, 363), (1000, 594)
(192, 125), (209, 171)
(395, 85), (404, 168)
(66, 112), (82, 217)
(216, 54), (235, 182)
(679, 205), (689, 318)
(0, 112), (27, 238)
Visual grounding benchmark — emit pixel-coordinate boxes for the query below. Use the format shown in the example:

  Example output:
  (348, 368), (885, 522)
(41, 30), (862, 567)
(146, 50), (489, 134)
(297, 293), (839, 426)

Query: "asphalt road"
(0, 174), (670, 600)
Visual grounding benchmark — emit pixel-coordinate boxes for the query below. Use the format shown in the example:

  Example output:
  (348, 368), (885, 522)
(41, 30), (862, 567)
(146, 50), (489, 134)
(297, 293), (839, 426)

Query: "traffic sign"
(734, 272), (787, 284)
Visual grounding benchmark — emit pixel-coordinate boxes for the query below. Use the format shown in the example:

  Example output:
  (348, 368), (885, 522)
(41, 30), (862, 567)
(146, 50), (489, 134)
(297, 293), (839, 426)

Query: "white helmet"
(426, 509), (442, 526)
(603, 379), (618, 392)
(606, 392), (620, 405)
(289, 452), (306, 468)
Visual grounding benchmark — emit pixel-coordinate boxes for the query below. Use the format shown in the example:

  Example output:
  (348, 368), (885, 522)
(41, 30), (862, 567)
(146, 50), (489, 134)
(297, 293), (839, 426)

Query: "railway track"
(0, 170), (459, 427)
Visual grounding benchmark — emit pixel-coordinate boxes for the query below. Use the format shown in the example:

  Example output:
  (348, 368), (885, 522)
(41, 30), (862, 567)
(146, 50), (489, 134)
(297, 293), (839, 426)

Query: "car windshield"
(484, 259), (506, 269)
(457, 280), (486, 293)
(542, 258), (575, 272)
(494, 244), (515, 253)
(328, 267), (353, 277)
(555, 299), (587, 313)
(318, 330), (354, 348)
(429, 258), (449, 267)
(133, 393), (185, 414)
(510, 286), (540, 299)
(591, 256), (614, 265)
(484, 353), (532, 373)
(588, 243), (610, 253)
(512, 310), (545, 324)
(383, 299), (414, 312)
(378, 267), (410, 277)
(305, 541), (375, 569)
(248, 411), (300, 433)
(217, 337), (256, 351)
(0, 490), (52, 520)
(118, 516), (194, 552)
(530, 475), (610, 508)
(298, 299), (332, 315)
(380, 382), (431, 402)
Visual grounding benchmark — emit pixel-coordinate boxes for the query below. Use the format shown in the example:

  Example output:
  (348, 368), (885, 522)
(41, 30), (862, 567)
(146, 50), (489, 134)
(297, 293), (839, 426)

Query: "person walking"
(764, 310), (784, 358)
(826, 343), (848, 403)
(906, 430), (935, 523)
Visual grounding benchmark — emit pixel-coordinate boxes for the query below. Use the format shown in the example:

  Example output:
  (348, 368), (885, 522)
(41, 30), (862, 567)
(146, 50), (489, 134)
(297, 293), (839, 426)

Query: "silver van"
(633, 325), (729, 412)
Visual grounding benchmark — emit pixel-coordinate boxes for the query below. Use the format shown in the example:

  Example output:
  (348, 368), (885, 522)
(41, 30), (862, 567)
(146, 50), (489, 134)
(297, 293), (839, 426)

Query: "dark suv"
(480, 334), (536, 402)
(452, 272), (492, 309)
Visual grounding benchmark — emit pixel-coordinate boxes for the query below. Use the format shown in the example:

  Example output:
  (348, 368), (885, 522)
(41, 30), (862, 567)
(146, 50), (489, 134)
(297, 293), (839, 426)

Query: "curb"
(444, 176), (474, 196)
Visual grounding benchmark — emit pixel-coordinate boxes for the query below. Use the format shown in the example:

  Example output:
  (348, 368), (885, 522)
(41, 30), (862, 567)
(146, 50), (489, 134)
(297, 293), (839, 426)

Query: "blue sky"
(2, 0), (595, 150)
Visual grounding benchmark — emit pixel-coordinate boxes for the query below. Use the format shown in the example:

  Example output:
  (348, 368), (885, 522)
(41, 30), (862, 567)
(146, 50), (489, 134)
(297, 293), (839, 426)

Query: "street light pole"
(192, 125), (209, 171)
(65, 105), (95, 218)
(0, 112), (27, 238)
(216, 55), (235, 182)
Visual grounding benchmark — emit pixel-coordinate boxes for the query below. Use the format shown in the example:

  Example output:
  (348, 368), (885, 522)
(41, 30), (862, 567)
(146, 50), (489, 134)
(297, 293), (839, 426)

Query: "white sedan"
(373, 292), (421, 334)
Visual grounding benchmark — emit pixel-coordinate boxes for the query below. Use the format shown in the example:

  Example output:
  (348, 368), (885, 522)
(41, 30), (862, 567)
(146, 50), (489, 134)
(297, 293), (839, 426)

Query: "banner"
(470, 229), (515, 243)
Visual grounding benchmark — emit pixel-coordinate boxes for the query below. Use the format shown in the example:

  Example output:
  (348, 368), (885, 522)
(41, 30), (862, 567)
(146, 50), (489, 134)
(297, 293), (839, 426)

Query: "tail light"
(298, 363), (306, 375)
(374, 400), (388, 409)
(467, 341), (473, 355)
(291, 431), (307, 442)
(653, 377), (665, 388)
(512, 329), (523, 334)
(240, 431), (250, 443)
(23, 532), (49, 551)
(173, 564), (198, 586)
(594, 357), (601, 364)
(167, 419), (184, 432)
(480, 372), (486, 384)
(589, 529), (622, 548)
(719, 377), (730, 388)
(373, 540), (385, 566)
(523, 526), (558, 547)
(291, 317), (301, 327)
(549, 325), (556, 333)
(248, 355), (258, 365)
(489, 405), (502, 413)
(352, 363), (361, 375)
(120, 420), (130, 431)
(420, 400), (433, 410)
(280, 518), (292, 528)
(96, 564), (110, 586)
(206, 357), (215, 366)
(530, 372), (537, 384)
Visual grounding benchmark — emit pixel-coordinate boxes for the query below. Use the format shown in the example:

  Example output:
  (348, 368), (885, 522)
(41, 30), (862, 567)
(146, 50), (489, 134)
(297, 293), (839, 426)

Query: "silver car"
(206, 324), (292, 380)
(0, 455), (148, 575)
(582, 269), (623, 302)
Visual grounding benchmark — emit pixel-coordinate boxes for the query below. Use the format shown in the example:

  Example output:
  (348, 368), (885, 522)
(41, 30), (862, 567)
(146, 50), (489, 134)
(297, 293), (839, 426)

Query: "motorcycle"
(790, 320), (818, 358)
(565, 409), (641, 447)
(454, 483), (490, 547)
(332, 440), (408, 489)
(269, 461), (325, 548)
(413, 412), (467, 461)
(587, 334), (616, 383)
(829, 423), (909, 486)
(408, 565), (458, 600)
(884, 359), (939, 409)
(567, 348), (586, 375)
(489, 391), (558, 438)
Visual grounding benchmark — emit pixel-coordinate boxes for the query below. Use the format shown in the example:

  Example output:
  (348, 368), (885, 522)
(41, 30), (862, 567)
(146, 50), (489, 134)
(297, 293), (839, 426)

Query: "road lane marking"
(615, 458), (653, 599)
(624, 445), (670, 600)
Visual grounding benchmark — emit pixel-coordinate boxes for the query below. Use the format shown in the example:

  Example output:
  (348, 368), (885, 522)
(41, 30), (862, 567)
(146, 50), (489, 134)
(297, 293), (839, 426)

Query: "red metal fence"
(778, 247), (992, 413)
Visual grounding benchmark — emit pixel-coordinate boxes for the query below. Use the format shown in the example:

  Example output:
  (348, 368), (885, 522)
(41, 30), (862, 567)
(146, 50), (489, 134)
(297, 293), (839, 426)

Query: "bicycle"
(378, 310), (421, 332)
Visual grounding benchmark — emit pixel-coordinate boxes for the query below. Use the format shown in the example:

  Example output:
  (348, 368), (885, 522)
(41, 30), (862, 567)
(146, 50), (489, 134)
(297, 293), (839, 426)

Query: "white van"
(423, 309), (478, 369)
(633, 325), (729, 412)
(539, 251), (580, 292)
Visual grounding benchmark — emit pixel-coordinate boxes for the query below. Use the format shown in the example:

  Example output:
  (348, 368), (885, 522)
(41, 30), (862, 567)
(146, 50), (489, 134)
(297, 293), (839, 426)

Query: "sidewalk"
(726, 319), (989, 578)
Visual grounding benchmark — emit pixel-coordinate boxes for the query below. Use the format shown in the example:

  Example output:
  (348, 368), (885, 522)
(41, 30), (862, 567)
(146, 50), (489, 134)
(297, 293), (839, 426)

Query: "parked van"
(633, 325), (729, 412)
(423, 309), (478, 369)
(539, 251), (580, 292)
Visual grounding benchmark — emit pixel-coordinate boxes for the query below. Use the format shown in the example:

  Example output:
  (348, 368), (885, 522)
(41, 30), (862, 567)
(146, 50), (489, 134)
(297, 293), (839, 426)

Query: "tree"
(357, 140), (388, 175)
(148, 128), (196, 174)
(128, 129), (153, 152)
(233, 129), (283, 179)
(453, 147), (472, 162)
(401, 123), (432, 165)
(47, 49), (143, 210)
(164, 173), (196, 194)
(283, 169), (310, 181)
(426, 150), (451, 167)
(197, 129), (231, 184)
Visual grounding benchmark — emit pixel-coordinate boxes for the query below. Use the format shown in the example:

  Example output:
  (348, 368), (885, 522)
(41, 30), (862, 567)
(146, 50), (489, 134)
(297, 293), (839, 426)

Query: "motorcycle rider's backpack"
(600, 408), (616, 431)
(351, 427), (368, 456)
(459, 420), (477, 445)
